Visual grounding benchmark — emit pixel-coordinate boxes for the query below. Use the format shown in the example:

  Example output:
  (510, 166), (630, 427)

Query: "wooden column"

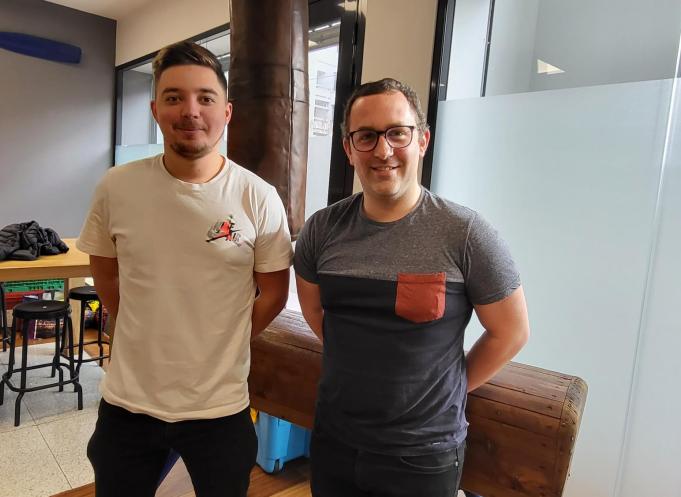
(228, 0), (309, 238)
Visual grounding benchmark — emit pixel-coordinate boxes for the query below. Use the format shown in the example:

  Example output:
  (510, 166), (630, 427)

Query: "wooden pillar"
(228, 0), (309, 238)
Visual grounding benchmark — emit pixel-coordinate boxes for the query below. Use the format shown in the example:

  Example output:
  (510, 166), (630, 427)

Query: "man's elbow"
(262, 286), (288, 315)
(275, 291), (288, 313)
(513, 324), (530, 353)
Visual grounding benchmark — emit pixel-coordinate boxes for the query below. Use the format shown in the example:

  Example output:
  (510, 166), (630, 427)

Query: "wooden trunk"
(249, 311), (587, 497)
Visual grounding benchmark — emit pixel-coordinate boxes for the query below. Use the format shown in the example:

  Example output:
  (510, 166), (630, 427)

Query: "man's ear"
(150, 100), (158, 123)
(225, 101), (233, 125)
(342, 137), (354, 166)
(418, 128), (431, 158)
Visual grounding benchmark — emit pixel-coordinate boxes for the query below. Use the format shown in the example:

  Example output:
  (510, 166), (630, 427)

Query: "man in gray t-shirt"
(294, 78), (530, 497)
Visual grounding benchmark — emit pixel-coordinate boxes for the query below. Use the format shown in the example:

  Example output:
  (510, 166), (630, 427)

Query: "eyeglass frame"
(346, 125), (417, 152)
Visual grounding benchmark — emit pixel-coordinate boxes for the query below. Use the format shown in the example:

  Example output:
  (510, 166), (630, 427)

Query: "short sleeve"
(253, 187), (293, 273)
(463, 212), (521, 305)
(293, 215), (319, 284)
(76, 173), (117, 258)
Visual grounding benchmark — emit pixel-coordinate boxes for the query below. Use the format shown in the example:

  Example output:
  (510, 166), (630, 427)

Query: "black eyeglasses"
(347, 125), (416, 152)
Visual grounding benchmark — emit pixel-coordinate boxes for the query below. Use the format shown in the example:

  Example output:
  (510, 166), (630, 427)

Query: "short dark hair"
(341, 78), (429, 137)
(152, 41), (227, 96)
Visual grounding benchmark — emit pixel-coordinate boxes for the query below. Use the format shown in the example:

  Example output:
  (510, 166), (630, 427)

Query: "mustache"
(173, 119), (205, 131)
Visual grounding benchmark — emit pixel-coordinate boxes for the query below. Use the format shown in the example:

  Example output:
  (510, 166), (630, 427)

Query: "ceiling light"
(537, 59), (564, 75)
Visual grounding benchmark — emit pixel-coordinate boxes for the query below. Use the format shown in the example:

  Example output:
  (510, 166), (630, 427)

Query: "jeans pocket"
(398, 448), (458, 474)
(395, 272), (446, 323)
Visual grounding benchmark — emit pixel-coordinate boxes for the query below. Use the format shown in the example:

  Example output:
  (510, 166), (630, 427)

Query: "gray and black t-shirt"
(294, 188), (520, 456)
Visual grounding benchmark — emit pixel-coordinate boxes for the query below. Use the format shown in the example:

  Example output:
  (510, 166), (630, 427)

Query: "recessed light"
(537, 59), (564, 75)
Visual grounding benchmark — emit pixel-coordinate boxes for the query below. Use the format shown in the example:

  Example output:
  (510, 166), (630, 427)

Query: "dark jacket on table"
(0, 221), (69, 261)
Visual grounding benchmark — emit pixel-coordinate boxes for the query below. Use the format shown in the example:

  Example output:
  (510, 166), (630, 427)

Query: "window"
(425, 2), (681, 495)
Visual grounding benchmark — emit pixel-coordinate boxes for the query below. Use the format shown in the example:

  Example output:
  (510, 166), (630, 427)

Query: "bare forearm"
(294, 275), (324, 341)
(465, 330), (527, 392)
(301, 308), (323, 340)
(89, 256), (119, 343)
(251, 293), (287, 337)
(92, 278), (118, 345)
(93, 279), (119, 320)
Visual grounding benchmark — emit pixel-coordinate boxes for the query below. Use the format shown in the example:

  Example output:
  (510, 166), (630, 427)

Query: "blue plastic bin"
(254, 412), (311, 473)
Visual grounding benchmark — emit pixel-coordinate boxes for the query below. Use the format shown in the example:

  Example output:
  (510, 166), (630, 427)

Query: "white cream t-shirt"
(77, 154), (292, 421)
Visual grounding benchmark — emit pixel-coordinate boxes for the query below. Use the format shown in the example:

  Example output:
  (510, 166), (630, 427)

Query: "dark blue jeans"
(310, 424), (465, 497)
(87, 400), (257, 497)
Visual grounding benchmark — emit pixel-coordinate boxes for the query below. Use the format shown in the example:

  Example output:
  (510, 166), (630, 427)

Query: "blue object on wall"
(0, 32), (81, 64)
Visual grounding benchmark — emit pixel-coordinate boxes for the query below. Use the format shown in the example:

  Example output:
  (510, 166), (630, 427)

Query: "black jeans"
(310, 425), (465, 497)
(87, 400), (257, 497)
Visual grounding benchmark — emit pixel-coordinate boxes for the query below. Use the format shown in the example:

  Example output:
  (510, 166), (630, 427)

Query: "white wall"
(361, 0), (437, 102)
(0, 0), (115, 237)
(115, 0), (230, 65)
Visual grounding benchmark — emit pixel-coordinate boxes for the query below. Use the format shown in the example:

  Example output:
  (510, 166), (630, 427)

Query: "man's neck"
(162, 149), (225, 184)
(362, 186), (422, 223)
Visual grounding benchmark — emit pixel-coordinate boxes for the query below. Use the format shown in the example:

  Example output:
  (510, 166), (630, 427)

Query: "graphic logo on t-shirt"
(206, 216), (242, 246)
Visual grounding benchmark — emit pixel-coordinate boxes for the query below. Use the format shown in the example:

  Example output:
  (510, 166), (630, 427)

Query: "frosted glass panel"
(431, 80), (673, 496)
(614, 79), (681, 497)
(115, 144), (164, 165)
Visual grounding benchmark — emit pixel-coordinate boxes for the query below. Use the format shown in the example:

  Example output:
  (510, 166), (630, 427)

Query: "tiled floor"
(0, 344), (103, 497)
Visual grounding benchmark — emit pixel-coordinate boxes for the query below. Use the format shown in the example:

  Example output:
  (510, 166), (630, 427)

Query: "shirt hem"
(254, 258), (293, 273)
(101, 389), (250, 422)
(76, 238), (116, 258)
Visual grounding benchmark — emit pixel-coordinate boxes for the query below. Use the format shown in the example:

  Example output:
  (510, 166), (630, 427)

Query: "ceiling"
(43, 0), (157, 21)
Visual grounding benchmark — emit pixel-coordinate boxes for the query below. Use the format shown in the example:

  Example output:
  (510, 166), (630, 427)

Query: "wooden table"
(0, 238), (91, 341)
(0, 238), (89, 282)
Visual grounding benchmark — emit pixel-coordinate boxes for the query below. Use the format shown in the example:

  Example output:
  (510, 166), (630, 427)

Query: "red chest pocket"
(395, 272), (446, 323)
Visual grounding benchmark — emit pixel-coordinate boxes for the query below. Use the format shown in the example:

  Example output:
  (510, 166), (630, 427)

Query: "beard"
(169, 129), (224, 160)
(170, 141), (212, 159)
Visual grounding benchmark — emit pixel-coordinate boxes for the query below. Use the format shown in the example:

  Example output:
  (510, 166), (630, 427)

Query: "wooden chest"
(249, 310), (587, 497)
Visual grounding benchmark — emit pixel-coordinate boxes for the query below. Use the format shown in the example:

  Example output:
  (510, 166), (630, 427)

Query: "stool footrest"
(2, 368), (80, 394)
(2, 376), (80, 394)
(79, 338), (111, 347)
(72, 355), (109, 364)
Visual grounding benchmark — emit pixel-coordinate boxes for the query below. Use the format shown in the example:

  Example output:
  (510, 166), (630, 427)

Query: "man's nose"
(180, 98), (200, 117)
(373, 134), (394, 160)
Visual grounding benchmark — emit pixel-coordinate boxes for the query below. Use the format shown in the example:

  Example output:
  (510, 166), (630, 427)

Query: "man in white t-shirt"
(78, 41), (293, 497)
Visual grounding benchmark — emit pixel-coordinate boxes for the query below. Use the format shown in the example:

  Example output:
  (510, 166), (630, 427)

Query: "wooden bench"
(249, 310), (587, 497)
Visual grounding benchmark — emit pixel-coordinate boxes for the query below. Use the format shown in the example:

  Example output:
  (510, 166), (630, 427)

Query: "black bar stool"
(0, 300), (83, 426)
(66, 286), (110, 372)
(0, 283), (8, 352)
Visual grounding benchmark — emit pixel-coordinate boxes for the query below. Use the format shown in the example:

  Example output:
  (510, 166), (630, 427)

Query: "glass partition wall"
(428, 1), (681, 496)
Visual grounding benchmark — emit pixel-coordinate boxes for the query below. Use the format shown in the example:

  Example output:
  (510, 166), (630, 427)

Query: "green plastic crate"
(2, 279), (64, 293)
